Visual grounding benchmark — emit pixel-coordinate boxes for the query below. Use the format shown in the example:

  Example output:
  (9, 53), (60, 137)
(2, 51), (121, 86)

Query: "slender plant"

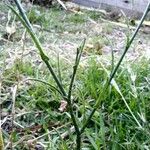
(80, 2), (150, 135)
(8, 0), (150, 149)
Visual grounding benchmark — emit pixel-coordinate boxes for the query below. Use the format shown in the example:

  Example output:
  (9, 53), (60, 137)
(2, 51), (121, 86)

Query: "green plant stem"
(9, 1), (67, 98)
(14, 0), (33, 30)
(27, 78), (62, 95)
(108, 2), (150, 84)
(80, 108), (96, 134)
(67, 40), (85, 149)
(80, 2), (150, 134)
(76, 133), (81, 150)
(9, 1), (85, 149)
(44, 61), (67, 97)
(57, 53), (62, 84)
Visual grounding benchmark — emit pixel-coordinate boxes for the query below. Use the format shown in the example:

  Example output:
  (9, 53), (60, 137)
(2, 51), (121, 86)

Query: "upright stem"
(44, 61), (67, 97)
(10, 0), (150, 149)
(80, 108), (96, 134)
(9, 1), (81, 148)
(11, 0), (67, 97)
(67, 41), (85, 150)
(80, 2), (150, 134)
(108, 1), (150, 84)
(76, 133), (81, 150)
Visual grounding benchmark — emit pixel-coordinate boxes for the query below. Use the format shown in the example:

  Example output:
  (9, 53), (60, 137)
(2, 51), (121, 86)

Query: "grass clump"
(75, 58), (150, 149)
(14, 59), (35, 76)
(78, 59), (107, 100)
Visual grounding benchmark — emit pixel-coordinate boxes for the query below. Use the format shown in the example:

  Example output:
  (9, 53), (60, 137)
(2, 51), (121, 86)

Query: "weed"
(0, 0), (149, 149)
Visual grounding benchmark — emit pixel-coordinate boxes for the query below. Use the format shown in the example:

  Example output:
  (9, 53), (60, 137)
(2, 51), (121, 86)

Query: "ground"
(0, 1), (150, 150)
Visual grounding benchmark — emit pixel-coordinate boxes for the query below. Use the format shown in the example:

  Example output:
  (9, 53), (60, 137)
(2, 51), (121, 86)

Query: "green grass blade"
(111, 79), (142, 128)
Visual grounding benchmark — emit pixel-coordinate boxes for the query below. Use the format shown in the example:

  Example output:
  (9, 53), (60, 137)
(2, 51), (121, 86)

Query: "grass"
(0, 1), (150, 149)
(3, 57), (149, 149)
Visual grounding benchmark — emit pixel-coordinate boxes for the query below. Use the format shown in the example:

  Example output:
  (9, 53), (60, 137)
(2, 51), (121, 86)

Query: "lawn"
(0, 1), (150, 149)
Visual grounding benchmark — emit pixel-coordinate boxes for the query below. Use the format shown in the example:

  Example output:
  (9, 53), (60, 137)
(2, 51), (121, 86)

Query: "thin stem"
(68, 49), (80, 100)
(9, 2), (86, 149)
(27, 78), (62, 95)
(108, 2), (150, 84)
(14, 0), (33, 30)
(80, 2), (150, 134)
(76, 133), (81, 150)
(44, 61), (67, 97)
(8, 2), (67, 98)
(68, 40), (85, 100)
(57, 53), (62, 85)
(67, 40), (85, 149)
(80, 108), (96, 134)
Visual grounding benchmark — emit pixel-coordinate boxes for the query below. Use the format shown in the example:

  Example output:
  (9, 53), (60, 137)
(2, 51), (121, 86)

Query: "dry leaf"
(58, 100), (67, 112)
(26, 139), (37, 149)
